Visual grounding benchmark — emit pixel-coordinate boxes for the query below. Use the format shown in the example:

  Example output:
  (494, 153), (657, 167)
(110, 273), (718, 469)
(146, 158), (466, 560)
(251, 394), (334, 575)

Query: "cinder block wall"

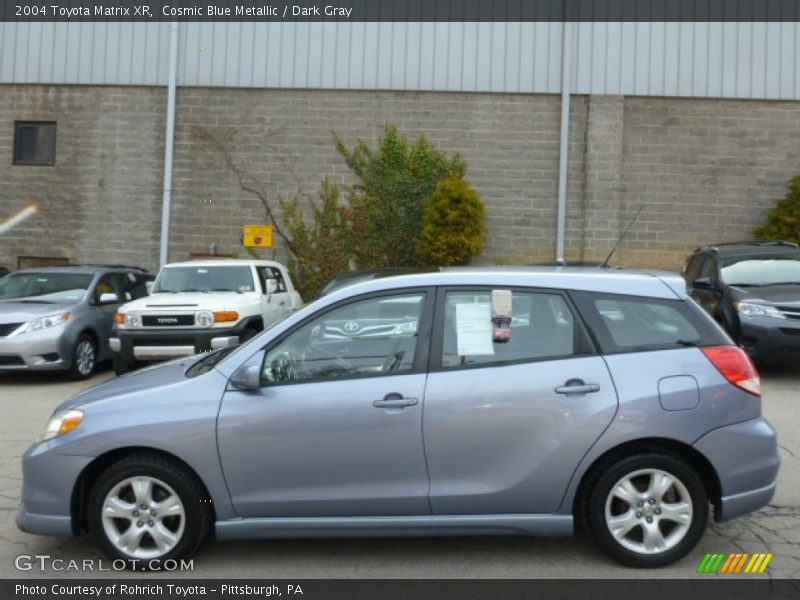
(1, 84), (799, 275)
(0, 85), (165, 270)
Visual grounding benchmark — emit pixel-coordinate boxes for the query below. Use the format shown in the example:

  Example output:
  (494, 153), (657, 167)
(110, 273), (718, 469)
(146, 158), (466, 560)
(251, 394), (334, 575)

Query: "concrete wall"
(1, 84), (799, 278)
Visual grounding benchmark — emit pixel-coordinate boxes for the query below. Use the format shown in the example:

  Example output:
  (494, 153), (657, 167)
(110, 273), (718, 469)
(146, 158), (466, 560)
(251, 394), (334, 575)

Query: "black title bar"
(3, 0), (800, 23)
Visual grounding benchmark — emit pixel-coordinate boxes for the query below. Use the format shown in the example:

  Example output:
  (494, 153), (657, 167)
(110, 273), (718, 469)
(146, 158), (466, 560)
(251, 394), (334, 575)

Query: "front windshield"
(720, 253), (800, 287)
(153, 266), (255, 293)
(0, 272), (93, 302)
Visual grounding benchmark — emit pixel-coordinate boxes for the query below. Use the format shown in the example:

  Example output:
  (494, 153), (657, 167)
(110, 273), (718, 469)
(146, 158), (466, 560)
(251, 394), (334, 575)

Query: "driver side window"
(262, 293), (425, 384)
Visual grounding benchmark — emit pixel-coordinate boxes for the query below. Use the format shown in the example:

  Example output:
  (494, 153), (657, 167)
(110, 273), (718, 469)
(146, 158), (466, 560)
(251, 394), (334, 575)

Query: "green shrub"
(754, 175), (800, 244)
(417, 177), (486, 266)
(335, 125), (466, 267)
(280, 179), (353, 299)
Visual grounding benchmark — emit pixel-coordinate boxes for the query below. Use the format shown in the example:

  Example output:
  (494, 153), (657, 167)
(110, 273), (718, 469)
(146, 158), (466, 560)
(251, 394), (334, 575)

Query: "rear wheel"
(587, 452), (708, 568)
(87, 453), (211, 569)
(68, 334), (97, 380)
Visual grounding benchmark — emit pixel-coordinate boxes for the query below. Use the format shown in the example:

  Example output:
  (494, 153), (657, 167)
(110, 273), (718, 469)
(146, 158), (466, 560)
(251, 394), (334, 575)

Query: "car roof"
(319, 266), (687, 301)
(9, 265), (114, 275)
(163, 259), (283, 268)
(694, 241), (799, 258)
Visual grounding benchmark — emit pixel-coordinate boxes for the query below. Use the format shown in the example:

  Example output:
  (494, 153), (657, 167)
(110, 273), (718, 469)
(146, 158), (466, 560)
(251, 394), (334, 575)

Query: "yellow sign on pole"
(243, 224), (273, 248)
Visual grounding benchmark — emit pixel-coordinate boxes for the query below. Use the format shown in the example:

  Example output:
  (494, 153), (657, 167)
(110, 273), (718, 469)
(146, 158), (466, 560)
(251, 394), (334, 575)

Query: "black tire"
(112, 353), (139, 376)
(87, 453), (212, 570)
(239, 327), (260, 343)
(586, 451), (709, 568)
(68, 333), (97, 381)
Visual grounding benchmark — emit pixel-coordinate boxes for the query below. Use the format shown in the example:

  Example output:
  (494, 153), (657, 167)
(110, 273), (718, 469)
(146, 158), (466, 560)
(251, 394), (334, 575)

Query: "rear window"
(571, 292), (728, 354)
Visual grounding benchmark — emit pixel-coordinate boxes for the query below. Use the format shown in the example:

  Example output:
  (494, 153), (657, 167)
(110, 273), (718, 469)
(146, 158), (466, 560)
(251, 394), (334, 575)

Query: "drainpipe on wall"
(159, 21), (180, 267)
(555, 20), (572, 263)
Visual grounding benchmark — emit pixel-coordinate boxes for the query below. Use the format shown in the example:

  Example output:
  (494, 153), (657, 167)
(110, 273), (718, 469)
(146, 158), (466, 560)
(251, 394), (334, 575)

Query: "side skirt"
(215, 514), (573, 541)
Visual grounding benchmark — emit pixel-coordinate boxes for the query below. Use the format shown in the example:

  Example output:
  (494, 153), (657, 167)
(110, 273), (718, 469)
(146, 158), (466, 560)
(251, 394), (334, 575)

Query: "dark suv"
(683, 241), (800, 364)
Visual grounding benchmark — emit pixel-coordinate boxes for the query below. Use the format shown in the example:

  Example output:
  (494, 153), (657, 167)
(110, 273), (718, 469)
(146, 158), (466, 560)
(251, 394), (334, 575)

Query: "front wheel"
(112, 353), (139, 376)
(87, 454), (211, 569)
(587, 453), (709, 568)
(68, 334), (97, 380)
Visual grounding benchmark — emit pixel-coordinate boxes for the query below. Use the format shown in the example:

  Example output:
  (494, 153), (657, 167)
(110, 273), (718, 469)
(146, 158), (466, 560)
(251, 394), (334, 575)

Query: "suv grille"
(0, 323), (23, 337)
(141, 315), (195, 327)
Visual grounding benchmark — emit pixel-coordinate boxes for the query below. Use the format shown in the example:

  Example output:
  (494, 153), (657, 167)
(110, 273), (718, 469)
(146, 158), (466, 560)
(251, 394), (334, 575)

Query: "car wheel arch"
(71, 446), (217, 535)
(570, 438), (722, 532)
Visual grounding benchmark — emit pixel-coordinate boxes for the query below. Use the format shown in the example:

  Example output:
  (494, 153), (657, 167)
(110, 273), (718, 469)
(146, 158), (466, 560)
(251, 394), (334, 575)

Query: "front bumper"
(739, 316), (800, 362)
(112, 325), (241, 361)
(0, 325), (68, 371)
(693, 417), (780, 522)
(16, 442), (92, 538)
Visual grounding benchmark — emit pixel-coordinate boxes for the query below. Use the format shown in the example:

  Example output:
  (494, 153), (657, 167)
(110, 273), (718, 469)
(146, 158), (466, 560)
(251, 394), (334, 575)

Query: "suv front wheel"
(587, 452), (709, 567)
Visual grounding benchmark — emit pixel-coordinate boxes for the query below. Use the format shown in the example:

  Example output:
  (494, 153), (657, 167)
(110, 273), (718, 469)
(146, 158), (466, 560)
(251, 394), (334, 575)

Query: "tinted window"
(152, 266), (255, 293)
(719, 253), (800, 286)
(684, 256), (702, 281)
(262, 293), (425, 384)
(93, 274), (124, 303)
(572, 292), (728, 354)
(0, 272), (92, 302)
(440, 290), (583, 368)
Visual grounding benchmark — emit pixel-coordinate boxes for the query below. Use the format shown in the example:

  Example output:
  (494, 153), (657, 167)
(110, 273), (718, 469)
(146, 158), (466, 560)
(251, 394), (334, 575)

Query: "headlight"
(23, 312), (71, 333)
(195, 311), (214, 327)
(735, 301), (785, 319)
(40, 409), (84, 442)
(124, 313), (141, 328)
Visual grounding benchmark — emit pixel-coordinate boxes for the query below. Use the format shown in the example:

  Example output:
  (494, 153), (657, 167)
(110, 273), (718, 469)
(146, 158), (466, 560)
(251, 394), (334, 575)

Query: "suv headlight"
(735, 301), (785, 319)
(195, 311), (214, 327)
(40, 409), (83, 442)
(125, 313), (141, 328)
(23, 312), (71, 333)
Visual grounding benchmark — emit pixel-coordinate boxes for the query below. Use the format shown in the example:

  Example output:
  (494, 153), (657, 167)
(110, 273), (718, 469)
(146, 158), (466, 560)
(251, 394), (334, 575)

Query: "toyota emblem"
(343, 321), (359, 332)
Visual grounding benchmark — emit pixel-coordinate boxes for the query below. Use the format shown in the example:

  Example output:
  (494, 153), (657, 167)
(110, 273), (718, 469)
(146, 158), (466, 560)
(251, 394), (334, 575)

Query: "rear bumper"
(693, 417), (780, 522)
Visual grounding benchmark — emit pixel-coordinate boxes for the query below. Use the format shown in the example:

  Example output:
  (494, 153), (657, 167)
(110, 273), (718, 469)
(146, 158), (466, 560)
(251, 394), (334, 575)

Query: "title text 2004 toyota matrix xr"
(17, 268), (779, 568)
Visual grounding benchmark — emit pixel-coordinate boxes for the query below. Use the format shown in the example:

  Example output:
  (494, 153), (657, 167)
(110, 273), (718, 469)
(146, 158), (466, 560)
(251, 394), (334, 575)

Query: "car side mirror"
(265, 279), (278, 295)
(229, 364), (262, 390)
(145, 281), (154, 295)
(691, 277), (713, 290)
(97, 292), (119, 305)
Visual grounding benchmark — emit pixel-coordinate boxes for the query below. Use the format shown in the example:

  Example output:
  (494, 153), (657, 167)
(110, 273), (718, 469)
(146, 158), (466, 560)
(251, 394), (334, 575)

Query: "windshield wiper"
(674, 339), (700, 347)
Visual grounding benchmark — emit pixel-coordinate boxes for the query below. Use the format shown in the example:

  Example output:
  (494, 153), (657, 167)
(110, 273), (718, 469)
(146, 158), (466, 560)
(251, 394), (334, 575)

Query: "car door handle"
(554, 380), (600, 395)
(373, 394), (418, 409)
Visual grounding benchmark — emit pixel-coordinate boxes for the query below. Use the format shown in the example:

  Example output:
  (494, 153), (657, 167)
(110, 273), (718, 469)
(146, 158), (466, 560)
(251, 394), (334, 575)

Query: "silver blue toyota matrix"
(17, 267), (779, 569)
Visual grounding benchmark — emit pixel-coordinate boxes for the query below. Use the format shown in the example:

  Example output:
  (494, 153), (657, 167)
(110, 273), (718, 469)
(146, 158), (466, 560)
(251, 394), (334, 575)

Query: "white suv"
(110, 259), (302, 374)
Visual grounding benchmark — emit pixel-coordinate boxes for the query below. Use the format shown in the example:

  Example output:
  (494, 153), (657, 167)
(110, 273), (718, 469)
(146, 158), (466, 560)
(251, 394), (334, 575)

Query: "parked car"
(18, 267), (778, 568)
(0, 265), (153, 379)
(683, 240), (800, 364)
(318, 268), (432, 297)
(110, 259), (302, 374)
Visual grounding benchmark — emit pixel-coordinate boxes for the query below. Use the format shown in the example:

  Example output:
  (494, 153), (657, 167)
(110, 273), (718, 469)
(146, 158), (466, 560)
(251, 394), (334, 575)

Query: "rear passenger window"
(572, 292), (728, 354)
(440, 290), (589, 368)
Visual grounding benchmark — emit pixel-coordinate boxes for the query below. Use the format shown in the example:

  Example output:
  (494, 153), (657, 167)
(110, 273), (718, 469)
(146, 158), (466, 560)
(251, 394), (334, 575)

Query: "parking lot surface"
(1, 366), (798, 579)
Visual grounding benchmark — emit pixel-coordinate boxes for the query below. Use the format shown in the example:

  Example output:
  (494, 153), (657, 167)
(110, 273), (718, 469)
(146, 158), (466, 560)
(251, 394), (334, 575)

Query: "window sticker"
(455, 302), (494, 356)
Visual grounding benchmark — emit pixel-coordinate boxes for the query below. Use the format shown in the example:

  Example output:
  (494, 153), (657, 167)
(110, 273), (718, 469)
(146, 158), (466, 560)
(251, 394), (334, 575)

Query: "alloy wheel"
(101, 476), (186, 560)
(75, 340), (96, 376)
(604, 468), (693, 555)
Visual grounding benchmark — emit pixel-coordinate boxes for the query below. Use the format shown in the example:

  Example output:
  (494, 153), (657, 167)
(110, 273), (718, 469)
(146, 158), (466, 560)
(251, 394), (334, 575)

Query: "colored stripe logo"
(697, 552), (773, 574)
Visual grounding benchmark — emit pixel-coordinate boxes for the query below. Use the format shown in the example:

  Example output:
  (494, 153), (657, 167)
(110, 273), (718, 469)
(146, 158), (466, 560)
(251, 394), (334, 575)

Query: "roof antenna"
(600, 205), (644, 269)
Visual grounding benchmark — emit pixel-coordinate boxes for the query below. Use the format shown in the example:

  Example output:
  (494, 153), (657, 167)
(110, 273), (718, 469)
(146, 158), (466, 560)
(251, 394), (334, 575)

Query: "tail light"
(701, 345), (761, 397)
